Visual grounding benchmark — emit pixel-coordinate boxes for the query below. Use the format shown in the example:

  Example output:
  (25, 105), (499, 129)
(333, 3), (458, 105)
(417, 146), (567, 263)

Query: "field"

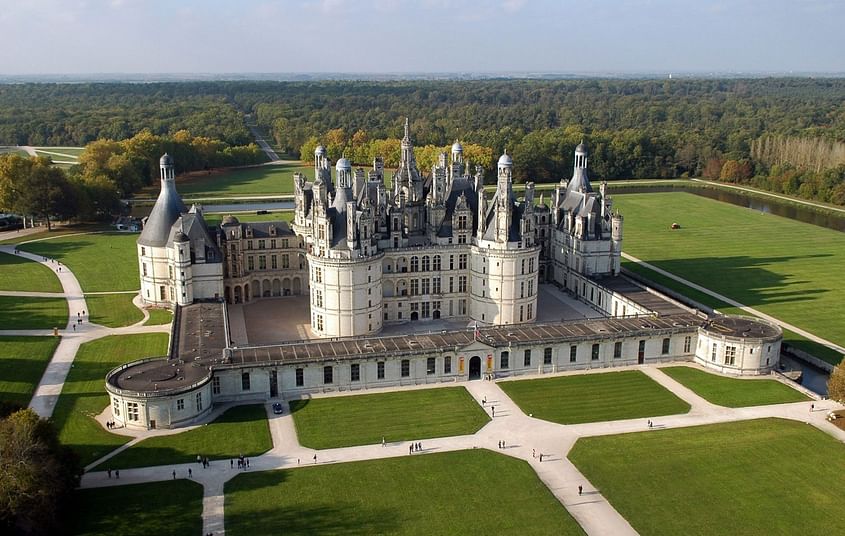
(85, 293), (143, 327)
(289, 387), (489, 449)
(70, 480), (203, 536)
(33, 146), (83, 163)
(0, 336), (59, 407)
(144, 308), (172, 325)
(20, 232), (139, 291)
(569, 418), (845, 536)
(96, 404), (271, 470)
(225, 449), (584, 536)
(614, 192), (845, 353)
(660, 366), (809, 407)
(169, 162), (310, 197)
(51, 333), (169, 466)
(0, 251), (62, 291)
(0, 295), (68, 329)
(498, 370), (690, 425)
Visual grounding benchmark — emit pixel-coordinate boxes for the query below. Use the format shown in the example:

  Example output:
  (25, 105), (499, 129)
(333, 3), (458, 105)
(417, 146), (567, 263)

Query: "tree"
(0, 156), (78, 230)
(828, 364), (845, 403)
(0, 409), (81, 535)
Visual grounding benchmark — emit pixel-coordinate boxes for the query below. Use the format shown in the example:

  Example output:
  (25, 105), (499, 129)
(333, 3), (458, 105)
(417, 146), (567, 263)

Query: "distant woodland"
(1, 78), (844, 207)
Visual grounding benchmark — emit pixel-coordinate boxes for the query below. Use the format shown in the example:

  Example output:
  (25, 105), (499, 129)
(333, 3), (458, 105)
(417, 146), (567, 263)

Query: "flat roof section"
(599, 275), (689, 317)
(705, 315), (781, 339)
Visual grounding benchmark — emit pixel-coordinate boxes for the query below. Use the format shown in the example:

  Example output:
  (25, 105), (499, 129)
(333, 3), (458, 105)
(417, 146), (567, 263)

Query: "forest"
(1, 78), (844, 206)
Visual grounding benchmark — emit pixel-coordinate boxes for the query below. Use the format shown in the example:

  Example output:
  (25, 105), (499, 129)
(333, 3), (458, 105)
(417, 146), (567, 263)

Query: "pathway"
(690, 178), (845, 215)
(76, 363), (845, 536)
(621, 251), (845, 355)
(246, 123), (281, 162)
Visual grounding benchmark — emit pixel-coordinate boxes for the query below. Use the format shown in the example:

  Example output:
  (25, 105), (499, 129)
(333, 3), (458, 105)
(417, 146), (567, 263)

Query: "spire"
(403, 117), (410, 142)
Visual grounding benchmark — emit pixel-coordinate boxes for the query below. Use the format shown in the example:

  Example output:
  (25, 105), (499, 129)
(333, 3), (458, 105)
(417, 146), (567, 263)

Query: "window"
(259, 256), (267, 270)
(401, 359), (410, 377)
(248, 256), (255, 271)
(444, 356), (452, 374)
(639, 340), (646, 361)
(212, 376), (221, 394)
(427, 357), (436, 375)
(459, 254), (468, 269)
(501, 351), (509, 369)
(377, 361), (385, 379)
(521, 259), (526, 274)
(295, 368), (304, 387)
(724, 345), (736, 366)
(196, 392), (203, 412)
(314, 267), (322, 283)
(411, 279), (419, 296)
(177, 399), (184, 411)
(449, 277), (454, 293)
(271, 255), (278, 269)
(271, 239), (276, 249)
(458, 276), (467, 292)
(351, 363), (360, 382)
(242, 372), (251, 391)
(246, 240), (253, 250)
(141, 247), (146, 256)
(449, 255), (454, 270)
(316, 315), (324, 331)
(433, 256), (441, 271)
(411, 256), (419, 272)
(323, 366), (333, 384)
(614, 341), (622, 359)
(127, 402), (139, 421)
(433, 277), (441, 294)
(591, 343), (600, 361)
(570, 345), (578, 362)
(684, 336), (691, 353)
(112, 398), (120, 417)
(142, 263), (147, 276)
(523, 349), (531, 367)
(422, 278), (430, 295)
(544, 347), (553, 365)
(282, 254), (290, 268)
(159, 285), (166, 300)
(422, 256), (430, 271)
(314, 290), (323, 308)
(520, 281), (525, 298)
(711, 342), (718, 362)
(662, 338), (671, 355)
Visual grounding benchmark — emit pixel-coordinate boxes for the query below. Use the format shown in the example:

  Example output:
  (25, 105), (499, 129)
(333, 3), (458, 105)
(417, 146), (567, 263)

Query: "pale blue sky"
(0, 0), (842, 74)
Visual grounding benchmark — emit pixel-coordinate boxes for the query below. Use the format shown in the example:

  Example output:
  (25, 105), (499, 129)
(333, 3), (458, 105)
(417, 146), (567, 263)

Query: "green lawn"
(0, 295), (68, 329)
(0, 251), (62, 292)
(20, 232), (139, 291)
(51, 333), (169, 466)
(0, 336), (59, 407)
(70, 480), (203, 536)
(96, 404), (271, 470)
(85, 293), (143, 327)
(569, 418), (845, 536)
(203, 210), (295, 227)
(225, 450), (584, 536)
(0, 224), (111, 245)
(659, 366), (809, 407)
(144, 307), (172, 326)
(614, 192), (845, 352)
(499, 370), (690, 425)
(172, 162), (310, 196)
(289, 387), (489, 449)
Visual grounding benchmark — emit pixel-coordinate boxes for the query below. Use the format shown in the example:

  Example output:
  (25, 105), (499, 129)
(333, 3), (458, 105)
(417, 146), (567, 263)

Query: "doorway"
(468, 356), (481, 380)
(269, 370), (278, 398)
(411, 311), (419, 321)
(638, 340), (645, 364)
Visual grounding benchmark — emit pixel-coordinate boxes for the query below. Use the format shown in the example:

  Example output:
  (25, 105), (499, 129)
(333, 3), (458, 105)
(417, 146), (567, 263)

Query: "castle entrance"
(468, 356), (481, 380)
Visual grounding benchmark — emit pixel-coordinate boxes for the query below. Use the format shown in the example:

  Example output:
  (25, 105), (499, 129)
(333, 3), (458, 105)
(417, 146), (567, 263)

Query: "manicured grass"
(0, 251), (62, 291)
(51, 333), (169, 466)
(569, 418), (845, 536)
(96, 404), (271, 470)
(614, 192), (845, 351)
(289, 387), (489, 449)
(225, 449), (584, 536)
(0, 295), (68, 329)
(204, 210), (295, 227)
(0, 224), (111, 245)
(20, 232), (139, 291)
(144, 307), (172, 326)
(659, 366), (809, 407)
(0, 336), (59, 407)
(70, 480), (203, 536)
(173, 162), (310, 196)
(85, 293), (143, 327)
(499, 370), (690, 425)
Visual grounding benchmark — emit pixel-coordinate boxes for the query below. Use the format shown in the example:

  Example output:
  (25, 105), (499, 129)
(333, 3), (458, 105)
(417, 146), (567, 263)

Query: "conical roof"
(138, 178), (187, 247)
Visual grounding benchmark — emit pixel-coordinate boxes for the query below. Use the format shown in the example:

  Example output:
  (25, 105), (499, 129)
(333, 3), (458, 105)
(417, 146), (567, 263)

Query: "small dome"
(221, 215), (240, 226)
(335, 157), (351, 170)
(575, 142), (587, 154)
(498, 152), (513, 167)
(160, 153), (174, 166)
(174, 230), (189, 242)
(314, 145), (326, 156)
(451, 140), (463, 153)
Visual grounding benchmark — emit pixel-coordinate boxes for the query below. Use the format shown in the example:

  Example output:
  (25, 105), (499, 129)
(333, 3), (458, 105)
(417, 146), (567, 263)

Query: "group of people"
(105, 420), (117, 429)
(197, 455), (212, 468)
(408, 442), (423, 454)
(231, 454), (249, 469)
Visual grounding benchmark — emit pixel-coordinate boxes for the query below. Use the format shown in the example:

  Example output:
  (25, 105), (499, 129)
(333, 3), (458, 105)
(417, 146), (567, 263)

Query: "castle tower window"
(422, 256), (430, 271)
(614, 342), (623, 359)
(323, 366), (333, 384)
(377, 361), (385, 379)
(401, 360), (410, 377)
(662, 338), (671, 355)
(684, 336), (691, 353)
(242, 372), (251, 391)
(591, 344), (600, 361)
(295, 368), (304, 387)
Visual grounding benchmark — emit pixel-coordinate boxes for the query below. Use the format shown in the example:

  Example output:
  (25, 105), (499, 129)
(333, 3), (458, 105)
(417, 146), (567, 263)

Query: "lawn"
(225, 449), (584, 536)
(569, 418), (845, 536)
(659, 366), (808, 407)
(0, 224), (111, 245)
(171, 162), (310, 197)
(51, 333), (169, 466)
(499, 370), (690, 425)
(0, 336), (59, 407)
(20, 232), (139, 291)
(85, 293), (143, 327)
(289, 387), (489, 449)
(0, 251), (62, 291)
(614, 192), (845, 352)
(144, 307), (172, 325)
(96, 404), (271, 470)
(70, 480), (203, 536)
(0, 295), (68, 329)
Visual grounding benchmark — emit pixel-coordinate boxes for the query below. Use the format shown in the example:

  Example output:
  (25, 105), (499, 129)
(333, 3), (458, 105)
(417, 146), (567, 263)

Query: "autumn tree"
(0, 155), (78, 230)
(828, 364), (845, 403)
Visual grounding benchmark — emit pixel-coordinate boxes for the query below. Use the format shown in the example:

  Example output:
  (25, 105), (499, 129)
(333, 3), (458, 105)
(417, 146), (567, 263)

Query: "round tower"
(451, 140), (463, 164)
(307, 254), (383, 338)
(335, 157), (353, 189)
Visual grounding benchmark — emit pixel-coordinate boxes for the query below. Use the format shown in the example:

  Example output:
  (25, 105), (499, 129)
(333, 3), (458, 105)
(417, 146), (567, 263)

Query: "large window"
(444, 356), (451, 374)
(711, 343), (717, 362)
(177, 399), (184, 411)
(662, 338), (671, 355)
(401, 359), (410, 377)
(411, 256), (419, 272)
(127, 402), (138, 421)
(614, 341), (622, 359)
(351, 363), (360, 382)
(684, 336), (691, 353)
(112, 398), (120, 417)
(241, 372), (251, 391)
(196, 392), (203, 412)
(323, 366), (333, 384)
(544, 347), (553, 365)
(459, 254), (468, 269)
(724, 345), (737, 365)
(427, 357), (436, 375)
(570, 345), (577, 363)
(523, 349), (531, 367)
(377, 361), (385, 379)
(639, 340), (646, 361)
(500, 351), (509, 369)
(295, 368), (304, 387)
(591, 343), (600, 361)
(212, 376), (220, 394)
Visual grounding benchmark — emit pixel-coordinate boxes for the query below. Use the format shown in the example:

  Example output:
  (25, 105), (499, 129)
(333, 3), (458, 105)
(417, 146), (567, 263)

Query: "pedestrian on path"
(482, 396), (487, 405)
(72, 324), (75, 332)
(811, 403), (815, 412)
(409, 444), (413, 455)
(115, 470), (119, 479)
(491, 406), (495, 418)
(382, 436), (385, 447)
(578, 485), (583, 496)
(107, 468), (112, 479)
(230, 459), (233, 469)
(539, 454), (543, 462)
(532, 449), (536, 458)
(648, 420), (653, 429)
(188, 468), (192, 478)
(502, 440), (506, 449)
(172, 470), (176, 480)
(313, 454), (317, 464)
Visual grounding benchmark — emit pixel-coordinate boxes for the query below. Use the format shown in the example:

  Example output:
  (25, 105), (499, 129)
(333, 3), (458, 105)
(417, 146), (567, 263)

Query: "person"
(418, 442), (422, 451)
(246, 458), (249, 468)
(502, 440), (506, 449)
(811, 403), (815, 412)
(313, 454), (317, 464)
(230, 459), (233, 469)
(382, 436), (385, 447)
(197, 455), (202, 464)
(532, 449), (536, 458)
(188, 468), (192, 478)
(409, 444), (413, 454)
(72, 324), (75, 332)
(578, 485), (583, 496)
(491, 406), (495, 418)
(482, 396), (487, 405)
(539, 454), (543, 462)
(115, 470), (119, 479)
(172, 470), (176, 480)
(107, 468), (112, 479)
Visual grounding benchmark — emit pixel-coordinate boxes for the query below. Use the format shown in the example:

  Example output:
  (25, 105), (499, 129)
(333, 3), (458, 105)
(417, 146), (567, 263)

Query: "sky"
(0, 0), (843, 75)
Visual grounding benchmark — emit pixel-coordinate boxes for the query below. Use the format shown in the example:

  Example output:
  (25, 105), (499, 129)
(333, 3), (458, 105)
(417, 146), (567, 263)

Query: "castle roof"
(138, 174), (187, 247)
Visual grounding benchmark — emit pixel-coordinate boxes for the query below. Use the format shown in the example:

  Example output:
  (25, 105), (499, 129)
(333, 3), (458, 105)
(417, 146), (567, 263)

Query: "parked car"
(272, 402), (283, 414)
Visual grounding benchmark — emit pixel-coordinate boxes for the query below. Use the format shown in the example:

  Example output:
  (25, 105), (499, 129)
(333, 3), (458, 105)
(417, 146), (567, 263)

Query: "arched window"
(410, 256), (419, 272)
(433, 255), (441, 271)
(422, 256), (430, 271)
